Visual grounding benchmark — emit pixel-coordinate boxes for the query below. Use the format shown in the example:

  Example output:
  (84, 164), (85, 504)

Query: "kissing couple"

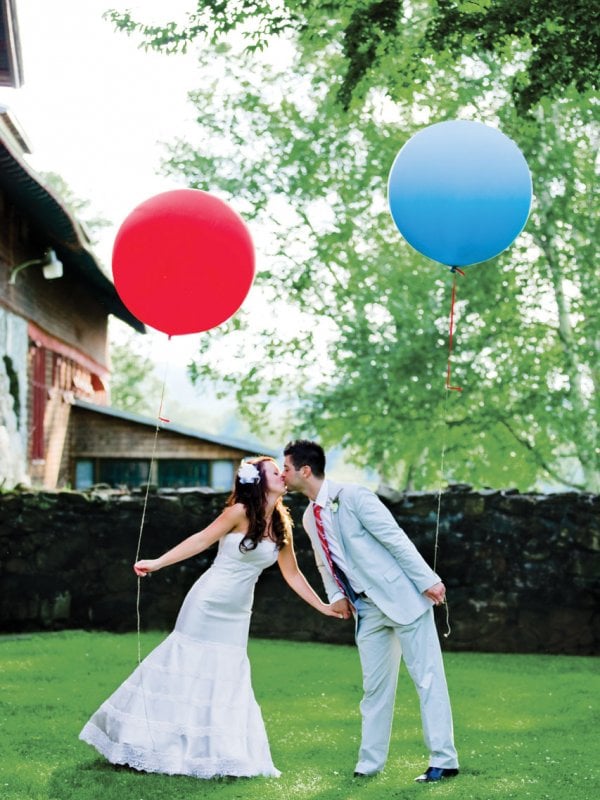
(80, 439), (458, 785)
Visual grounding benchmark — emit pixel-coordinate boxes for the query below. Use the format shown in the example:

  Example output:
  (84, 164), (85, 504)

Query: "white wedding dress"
(79, 533), (281, 779)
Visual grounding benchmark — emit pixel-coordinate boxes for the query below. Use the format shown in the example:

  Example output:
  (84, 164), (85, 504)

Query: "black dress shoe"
(353, 772), (367, 777)
(415, 766), (459, 782)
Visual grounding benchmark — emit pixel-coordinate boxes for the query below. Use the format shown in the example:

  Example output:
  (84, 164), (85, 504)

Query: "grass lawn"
(0, 631), (598, 800)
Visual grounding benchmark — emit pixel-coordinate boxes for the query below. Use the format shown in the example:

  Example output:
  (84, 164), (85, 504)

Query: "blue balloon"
(388, 120), (532, 267)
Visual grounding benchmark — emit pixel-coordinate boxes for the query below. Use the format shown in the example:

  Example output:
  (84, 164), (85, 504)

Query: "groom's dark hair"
(284, 439), (326, 478)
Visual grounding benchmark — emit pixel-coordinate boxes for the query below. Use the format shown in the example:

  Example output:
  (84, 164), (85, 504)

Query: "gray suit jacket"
(302, 480), (440, 625)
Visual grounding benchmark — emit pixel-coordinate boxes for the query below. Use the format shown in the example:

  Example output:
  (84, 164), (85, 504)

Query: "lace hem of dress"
(79, 722), (281, 779)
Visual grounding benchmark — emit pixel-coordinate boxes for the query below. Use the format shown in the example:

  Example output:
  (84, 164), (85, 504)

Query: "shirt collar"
(314, 479), (330, 509)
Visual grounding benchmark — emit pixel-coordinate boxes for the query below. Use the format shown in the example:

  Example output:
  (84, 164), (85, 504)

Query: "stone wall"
(0, 486), (598, 654)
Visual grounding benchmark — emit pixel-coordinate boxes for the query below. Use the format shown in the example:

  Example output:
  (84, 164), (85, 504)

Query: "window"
(75, 459), (94, 489)
(98, 459), (150, 488)
(73, 458), (232, 490)
(0, 1), (24, 88)
(157, 460), (210, 488)
(75, 459), (151, 489)
(211, 460), (234, 490)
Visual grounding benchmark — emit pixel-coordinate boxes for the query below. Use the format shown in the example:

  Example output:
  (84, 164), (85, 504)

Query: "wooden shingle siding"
(70, 406), (249, 460)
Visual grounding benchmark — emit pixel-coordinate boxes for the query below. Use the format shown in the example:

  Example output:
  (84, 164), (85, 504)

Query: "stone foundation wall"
(0, 486), (598, 654)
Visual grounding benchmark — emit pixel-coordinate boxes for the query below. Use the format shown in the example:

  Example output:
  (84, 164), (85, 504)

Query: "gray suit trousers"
(353, 600), (458, 774)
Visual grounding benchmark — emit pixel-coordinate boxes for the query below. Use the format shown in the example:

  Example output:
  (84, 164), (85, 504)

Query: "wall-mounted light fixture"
(8, 248), (63, 284)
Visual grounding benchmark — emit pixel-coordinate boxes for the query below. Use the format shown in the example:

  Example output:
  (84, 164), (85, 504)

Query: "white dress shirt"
(314, 480), (365, 596)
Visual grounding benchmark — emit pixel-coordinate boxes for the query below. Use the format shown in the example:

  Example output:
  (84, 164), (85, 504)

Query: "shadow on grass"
(47, 758), (395, 800)
(47, 758), (251, 800)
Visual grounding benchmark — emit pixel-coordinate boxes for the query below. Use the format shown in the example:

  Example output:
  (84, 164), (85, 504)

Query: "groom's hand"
(331, 598), (352, 619)
(423, 581), (446, 605)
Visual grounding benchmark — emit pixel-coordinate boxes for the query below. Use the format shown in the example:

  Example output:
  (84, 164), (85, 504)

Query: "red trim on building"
(30, 343), (46, 460)
(27, 321), (109, 379)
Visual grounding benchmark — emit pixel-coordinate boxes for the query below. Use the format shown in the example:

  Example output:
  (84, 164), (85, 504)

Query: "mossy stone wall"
(1, 486), (598, 654)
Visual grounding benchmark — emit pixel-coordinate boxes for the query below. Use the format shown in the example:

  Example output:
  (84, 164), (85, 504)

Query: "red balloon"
(112, 189), (255, 335)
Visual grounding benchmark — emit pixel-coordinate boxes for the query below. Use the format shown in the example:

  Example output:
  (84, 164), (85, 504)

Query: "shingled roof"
(0, 105), (145, 332)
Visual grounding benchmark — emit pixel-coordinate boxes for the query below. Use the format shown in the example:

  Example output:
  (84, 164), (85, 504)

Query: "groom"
(282, 440), (459, 784)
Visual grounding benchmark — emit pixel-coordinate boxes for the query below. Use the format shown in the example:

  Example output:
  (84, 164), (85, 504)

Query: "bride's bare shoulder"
(226, 502), (247, 516)
(222, 502), (248, 530)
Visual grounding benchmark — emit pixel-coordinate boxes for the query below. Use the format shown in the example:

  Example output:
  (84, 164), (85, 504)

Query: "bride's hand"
(133, 559), (160, 577)
(323, 599), (352, 620)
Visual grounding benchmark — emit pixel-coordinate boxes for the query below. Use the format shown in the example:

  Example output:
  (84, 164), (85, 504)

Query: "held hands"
(323, 598), (352, 620)
(133, 559), (161, 577)
(423, 581), (446, 606)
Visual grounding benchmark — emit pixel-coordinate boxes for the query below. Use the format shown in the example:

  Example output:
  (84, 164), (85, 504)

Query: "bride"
(79, 456), (347, 779)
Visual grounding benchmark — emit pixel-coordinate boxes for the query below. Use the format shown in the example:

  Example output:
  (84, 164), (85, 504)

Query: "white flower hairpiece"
(237, 462), (261, 484)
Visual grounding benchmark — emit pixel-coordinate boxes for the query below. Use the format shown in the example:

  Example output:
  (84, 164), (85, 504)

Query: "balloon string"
(446, 268), (465, 392)
(135, 335), (172, 747)
(434, 270), (465, 639)
(433, 387), (452, 639)
(433, 387), (448, 576)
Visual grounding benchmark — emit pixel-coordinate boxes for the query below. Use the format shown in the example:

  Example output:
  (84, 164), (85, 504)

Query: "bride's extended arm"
(134, 504), (246, 576)
(277, 533), (351, 619)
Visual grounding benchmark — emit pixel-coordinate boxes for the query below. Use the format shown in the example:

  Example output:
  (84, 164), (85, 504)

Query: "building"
(0, 100), (137, 482)
(0, 109), (274, 490)
(0, 6), (274, 490)
(69, 401), (276, 491)
(0, 0), (22, 89)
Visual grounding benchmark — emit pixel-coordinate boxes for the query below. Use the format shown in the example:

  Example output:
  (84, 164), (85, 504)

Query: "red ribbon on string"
(157, 337), (172, 422)
(446, 267), (465, 392)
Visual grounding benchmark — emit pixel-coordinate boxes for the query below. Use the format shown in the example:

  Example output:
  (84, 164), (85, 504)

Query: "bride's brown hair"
(227, 457), (291, 552)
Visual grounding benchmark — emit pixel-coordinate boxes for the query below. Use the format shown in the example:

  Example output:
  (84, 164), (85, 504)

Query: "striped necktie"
(313, 503), (346, 596)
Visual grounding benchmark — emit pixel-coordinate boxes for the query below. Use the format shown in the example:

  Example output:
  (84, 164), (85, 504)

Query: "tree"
(109, 325), (163, 416)
(160, 38), (598, 490)
(427, 0), (600, 113)
(39, 172), (111, 247)
(105, 0), (599, 112)
(106, 1), (599, 490)
(497, 93), (600, 489)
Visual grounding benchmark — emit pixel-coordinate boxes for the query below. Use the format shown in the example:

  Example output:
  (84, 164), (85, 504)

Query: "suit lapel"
(327, 481), (347, 556)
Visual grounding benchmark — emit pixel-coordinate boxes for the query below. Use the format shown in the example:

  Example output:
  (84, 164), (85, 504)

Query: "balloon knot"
(449, 266), (465, 276)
